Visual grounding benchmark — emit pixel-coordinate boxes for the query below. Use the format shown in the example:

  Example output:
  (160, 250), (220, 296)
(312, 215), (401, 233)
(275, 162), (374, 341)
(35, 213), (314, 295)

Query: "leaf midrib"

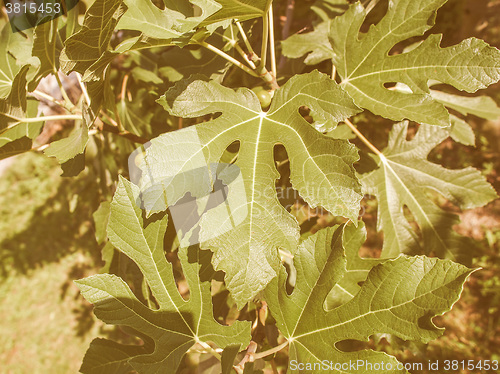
(292, 260), (452, 339)
(344, 1), (439, 81)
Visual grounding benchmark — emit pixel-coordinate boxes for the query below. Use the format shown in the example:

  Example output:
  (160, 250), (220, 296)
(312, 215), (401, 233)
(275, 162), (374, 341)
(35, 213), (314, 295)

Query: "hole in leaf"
(404, 122), (420, 141)
(283, 257), (296, 296)
(359, 0), (389, 33)
(388, 38), (425, 56)
(382, 82), (414, 94)
(324, 284), (358, 311)
(335, 339), (370, 352)
(151, 0), (165, 10)
(403, 204), (420, 237)
(220, 140), (240, 164)
(299, 106), (313, 124)
(192, 4), (203, 17)
(166, 249), (190, 301)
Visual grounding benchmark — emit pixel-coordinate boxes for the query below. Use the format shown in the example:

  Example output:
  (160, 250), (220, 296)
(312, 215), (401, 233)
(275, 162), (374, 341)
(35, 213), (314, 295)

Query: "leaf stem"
(119, 74), (130, 101)
(198, 41), (259, 78)
(260, 13), (269, 70)
(31, 89), (74, 112)
(343, 118), (382, 156)
(11, 114), (82, 124)
(235, 341), (258, 371)
(219, 30), (258, 69)
(76, 72), (91, 106)
(268, 5), (277, 78)
(197, 340), (222, 361)
(252, 340), (289, 360)
(98, 111), (148, 144)
(0, 114), (82, 135)
(234, 42), (258, 69)
(236, 21), (258, 61)
(54, 72), (74, 108)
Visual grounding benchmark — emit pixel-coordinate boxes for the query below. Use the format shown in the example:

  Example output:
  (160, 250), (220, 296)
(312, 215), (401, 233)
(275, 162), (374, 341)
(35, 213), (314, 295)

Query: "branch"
(234, 339), (289, 372)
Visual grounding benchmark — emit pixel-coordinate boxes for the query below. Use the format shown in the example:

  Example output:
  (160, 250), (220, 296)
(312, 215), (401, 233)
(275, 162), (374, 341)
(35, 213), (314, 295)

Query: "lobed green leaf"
(265, 225), (474, 373)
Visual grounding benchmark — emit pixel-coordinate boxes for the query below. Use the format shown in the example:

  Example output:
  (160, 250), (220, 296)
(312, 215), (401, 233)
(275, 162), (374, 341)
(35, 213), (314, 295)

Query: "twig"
(99, 111), (148, 144)
(5, 114), (82, 124)
(281, 0), (295, 41)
